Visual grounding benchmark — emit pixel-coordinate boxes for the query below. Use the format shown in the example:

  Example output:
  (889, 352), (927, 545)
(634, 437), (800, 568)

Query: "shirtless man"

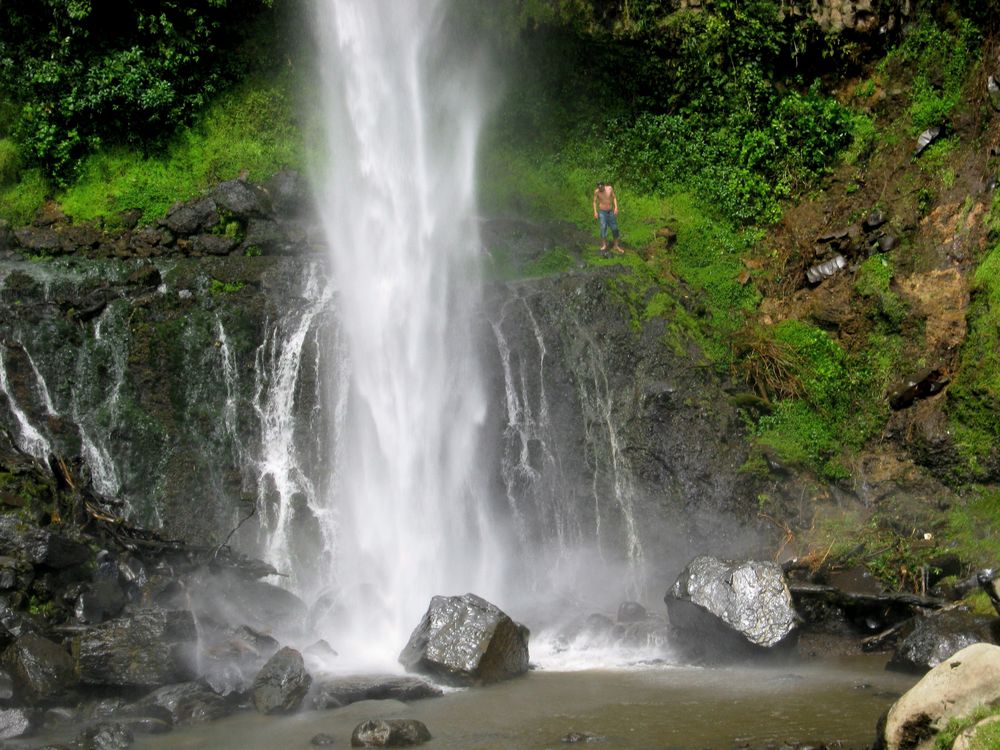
(592, 182), (622, 254)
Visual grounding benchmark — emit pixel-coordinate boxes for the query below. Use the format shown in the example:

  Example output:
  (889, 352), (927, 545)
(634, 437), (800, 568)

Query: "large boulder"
(665, 556), (797, 656)
(0, 707), (34, 739)
(879, 643), (1000, 750)
(132, 682), (232, 726)
(398, 593), (529, 686)
(0, 514), (90, 569)
(351, 718), (431, 747)
(74, 611), (197, 688)
(1, 633), (77, 702)
(888, 609), (1000, 673)
(312, 674), (442, 709)
(251, 647), (312, 715)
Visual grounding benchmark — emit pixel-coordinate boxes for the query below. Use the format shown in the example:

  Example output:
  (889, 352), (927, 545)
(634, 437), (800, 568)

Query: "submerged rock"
(312, 674), (442, 709)
(251, 647), (312, 715)
(0, 707), (34, 739)
(666, 556), (797, 654)
(133, 682), (231, 726)
(880, 643), (1000, 750)
(76, 721), (134, 750)
(350, 718), (431, 747)
(399, 593), (529, 686)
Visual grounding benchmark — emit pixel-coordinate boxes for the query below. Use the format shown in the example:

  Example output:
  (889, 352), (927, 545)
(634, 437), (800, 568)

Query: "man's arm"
(593, 190), (598, 218)
(612, 187), (618, 214)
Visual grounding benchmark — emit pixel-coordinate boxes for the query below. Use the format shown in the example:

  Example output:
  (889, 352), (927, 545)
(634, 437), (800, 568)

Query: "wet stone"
(1, 632), (77, 702)
(0, 707), (34, 739)
(562, 731), (606, 743)
(252, 647), (312, 715)
(312, 674), (442, 709)
(76, 721), (134, 750)
(350, 718), (431, 747)
(311, 734), (337, 746)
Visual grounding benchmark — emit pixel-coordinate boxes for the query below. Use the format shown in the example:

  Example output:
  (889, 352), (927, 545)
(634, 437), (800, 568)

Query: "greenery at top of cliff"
(0, 0), (285, 184)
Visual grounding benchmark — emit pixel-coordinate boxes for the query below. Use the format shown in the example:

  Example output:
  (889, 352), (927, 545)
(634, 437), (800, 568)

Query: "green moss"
(947, 242), (1000, 477)
(945, 486), (1000, 569)
(934, 705), (1000, 750)
(854, 254), (907, 327)
(56, 71), (302, 228)
(208, 279), (246, 295)
(0, 167), (48, 224)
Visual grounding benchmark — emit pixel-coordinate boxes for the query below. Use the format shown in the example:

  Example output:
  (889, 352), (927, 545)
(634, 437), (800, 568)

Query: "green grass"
(935, 706), (1000, 750)
(55, 72), (302, 228)
(945, 486), (1000, 569)
(0, 167), (48, 225)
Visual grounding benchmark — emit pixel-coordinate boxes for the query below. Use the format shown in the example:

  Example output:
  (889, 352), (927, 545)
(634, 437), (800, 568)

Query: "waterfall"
(309, 0), (504, 668)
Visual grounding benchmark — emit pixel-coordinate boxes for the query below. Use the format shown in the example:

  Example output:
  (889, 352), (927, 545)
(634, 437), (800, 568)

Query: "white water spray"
(311, 0), (505, 668)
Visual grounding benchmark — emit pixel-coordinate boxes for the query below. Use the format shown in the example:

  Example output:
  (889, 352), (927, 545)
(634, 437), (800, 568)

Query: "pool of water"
(131, 655), (916, 750)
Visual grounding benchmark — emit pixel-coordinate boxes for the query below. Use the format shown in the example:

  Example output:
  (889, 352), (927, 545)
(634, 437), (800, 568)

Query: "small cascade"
(0, 346), (52, 458)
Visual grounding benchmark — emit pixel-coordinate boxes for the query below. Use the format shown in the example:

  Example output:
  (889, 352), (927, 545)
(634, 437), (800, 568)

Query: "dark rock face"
(212, 180), (271, 219)
(350, 718), (431, 747)
(75, 610), (198, 687)
(312, 674), (442, 709)
(887, 609), (1000, 673)
(399, 593), (529, 686)
(1, 633), (77, 702)
(164, 198), (219, 236)
(666, 556), (797, 653)
(133, 682), (232, 726)
(251, 647), (312, 715)
(0, 514), (90, 568)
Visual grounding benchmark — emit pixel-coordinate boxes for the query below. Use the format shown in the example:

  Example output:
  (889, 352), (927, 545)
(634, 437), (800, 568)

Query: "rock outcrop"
(399, 593), (529, 686)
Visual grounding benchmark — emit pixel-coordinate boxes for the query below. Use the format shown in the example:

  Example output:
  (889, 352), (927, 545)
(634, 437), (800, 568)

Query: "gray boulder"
(312, 674), (442, 709)
(251, 647), (312, 715)
(0, 707), (34, 739)
(132, 682), (231, 726)
(163, 198), (219, 236)
(0, 514), (90, 568)
(350, 718), (431, 747)
(212, 179), (271, 219)
(76, 722), (134, 750)
(665, 556), (797, 653)
(398, 593), (529, 686)
(1, 633), (77, 702)
(887, 609), (1000, 673)
(881, 642), (1000, 750)
(74, 611), (197, 687)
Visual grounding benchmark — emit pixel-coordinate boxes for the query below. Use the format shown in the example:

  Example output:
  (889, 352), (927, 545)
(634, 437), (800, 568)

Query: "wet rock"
(75, 610), (198, 687)
(211, 180), (271, 219)
(887, 609), (1000, 673)
(399, 593), (530, 686)
(76, 721), (134, 750)
(13, 227), (63, 255)
(251, 647), (312, 715)
(666, 556), (797, 651)
(863, 210), (888, 231)
(1, 633), (77, 702)
(0, 707), (34, 739)
(244, 217), (287, 253)
(76, 579), (127, 624)
(887, 368), (948, 410)
(0, 667), (12, 699)
(312, 675), (442, 709)
(988, 76), (1000, 113)
(875, 234), (898, 254)
(914, 125), (942, 157)
(350, 718), (431, 747)
(881, 643), (1000, 750)
(126, 265), (162, 288)
(805, 255), (846, 284)
(616, 602), (647, 623)
(311, 733), (337, 746)
(190, 234), (237, 256)
(187, 569), (307, 638)
(0, 514), (90, 568)
(200, 624), (280, 696)
(302, 638), (338, 670)
(977, 569), (1000, 616)
(133, 682), (231, 726)
(163, 198), (219, 236)
(263, 170), (310, 217)
(561, 731), (605, 743)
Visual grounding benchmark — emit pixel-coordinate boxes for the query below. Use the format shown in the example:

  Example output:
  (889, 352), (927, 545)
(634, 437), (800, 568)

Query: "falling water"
(310, 0), (505, 667)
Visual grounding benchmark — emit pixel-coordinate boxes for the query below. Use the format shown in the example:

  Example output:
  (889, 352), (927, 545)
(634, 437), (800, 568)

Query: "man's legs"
(598, 210), (609, 250)
(608, 212), (622, 252)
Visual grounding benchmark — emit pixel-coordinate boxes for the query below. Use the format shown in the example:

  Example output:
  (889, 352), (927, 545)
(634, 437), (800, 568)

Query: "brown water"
(131, 656), (916, 750)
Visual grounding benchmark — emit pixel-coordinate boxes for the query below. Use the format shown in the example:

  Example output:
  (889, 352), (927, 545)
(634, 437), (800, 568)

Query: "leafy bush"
(0, 0), (279, 183)
(0, 138), (19, 185)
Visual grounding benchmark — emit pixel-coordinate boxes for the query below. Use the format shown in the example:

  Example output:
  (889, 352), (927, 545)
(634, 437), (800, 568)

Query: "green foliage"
(855, 255), (907, 327)
(0, 138), (20, 185)
(878, 16), (980, 131)
(935, 705), (1000, 750)
(0, 0), (279, 183)
(0, 167), (47, 225)
(56, 74), (300, 227)
(945, 487), (1000, 569)
(208, 279), (245, 295)
(947, 242), (1000, 477)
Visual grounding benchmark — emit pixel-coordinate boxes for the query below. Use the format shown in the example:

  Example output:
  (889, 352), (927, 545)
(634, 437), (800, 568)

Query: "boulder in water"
(312, 674), (442, 709)
(887, 609), (1000, 673)
(399, 593), (529, 686)
(0, 707), (34, 739)
(665, 556), (797, 655)
(132, 682), (232, 726)
(350, 718), (431, 747)
(74, 610), (197, 688)
(76, 721), (134, 750)
(880, 642), (1000, 750)
(1, 632), (77, 702)
(251, 647), (312, 715)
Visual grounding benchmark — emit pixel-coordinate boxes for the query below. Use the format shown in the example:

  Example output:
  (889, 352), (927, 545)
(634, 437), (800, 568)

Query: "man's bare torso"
(595, 185), (615, 211)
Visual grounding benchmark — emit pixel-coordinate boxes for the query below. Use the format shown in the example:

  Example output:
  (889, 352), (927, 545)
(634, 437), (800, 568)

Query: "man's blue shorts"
(598, 209), (619, 239)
